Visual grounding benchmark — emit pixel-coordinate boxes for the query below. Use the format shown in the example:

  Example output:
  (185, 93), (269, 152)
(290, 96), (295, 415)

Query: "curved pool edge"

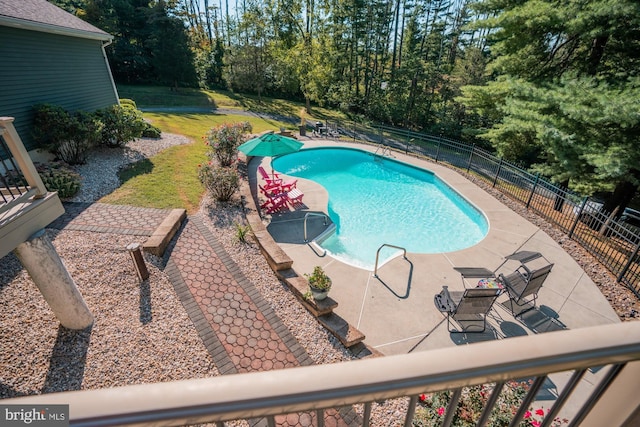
(272, 145), (490, 269)
(256, 139), (619, 356)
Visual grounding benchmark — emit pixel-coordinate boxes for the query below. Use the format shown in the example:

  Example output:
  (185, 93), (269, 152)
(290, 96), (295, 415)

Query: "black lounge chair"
(434, 286), (501, 333)
(499, 262), (554, 316)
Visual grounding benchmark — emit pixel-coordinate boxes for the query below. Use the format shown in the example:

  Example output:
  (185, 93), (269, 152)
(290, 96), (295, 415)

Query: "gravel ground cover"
(1, 133), (637, 426)
(461, 174), (640, 321)
(0, 134), (408, 424)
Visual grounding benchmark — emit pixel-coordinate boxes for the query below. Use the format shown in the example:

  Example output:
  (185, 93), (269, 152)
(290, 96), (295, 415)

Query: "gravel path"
(1, 132), (636, 425)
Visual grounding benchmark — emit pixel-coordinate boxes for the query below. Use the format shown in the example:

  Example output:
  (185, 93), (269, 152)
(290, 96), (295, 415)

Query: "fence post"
(617, 242), (640, 285)
(379, 126), (383, 145)
(466, 144), (475, 172)
(569, 196), (589, 238)
(617, 243), (640, 291)
(435, 140), (441, 162)
(526, 173), (541, 209)
(492, 158), (503, 187)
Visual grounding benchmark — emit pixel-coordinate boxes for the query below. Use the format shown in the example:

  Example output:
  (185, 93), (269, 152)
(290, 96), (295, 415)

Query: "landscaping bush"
(204, 122), (252, 167)
(198, 163), (239, 201)
(35, 162), (82, 199)
(32, 104), (71, 147)
(413, 381), (568, 427)
(95, 104), (146, 148)
(32, 104), (101, 165)
(142, 122), (162, 138)
(119, 98), (137, 109)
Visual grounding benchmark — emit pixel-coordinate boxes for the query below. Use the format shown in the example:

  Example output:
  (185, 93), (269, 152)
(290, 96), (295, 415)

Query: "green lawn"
(118, 85), (243, 110)
(101, 85), (354, 213)
(99, 112), (290, 213)
(117, 85), (352, 123)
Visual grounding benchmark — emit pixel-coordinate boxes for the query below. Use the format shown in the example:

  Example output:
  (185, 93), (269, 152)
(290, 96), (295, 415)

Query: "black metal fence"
(322, 119), (640, 295)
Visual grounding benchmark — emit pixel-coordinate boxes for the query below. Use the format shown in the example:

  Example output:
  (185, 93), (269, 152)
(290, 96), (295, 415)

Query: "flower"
(412, 381), (568, 426)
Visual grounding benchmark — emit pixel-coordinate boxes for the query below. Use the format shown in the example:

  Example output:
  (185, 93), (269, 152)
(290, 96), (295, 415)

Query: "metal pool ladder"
(303, 212), (329, 243)
(373, 243), (407, 278)
(373, 146), (391, 159)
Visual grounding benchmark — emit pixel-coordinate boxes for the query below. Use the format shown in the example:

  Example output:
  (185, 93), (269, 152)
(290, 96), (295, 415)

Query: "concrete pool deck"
(250, 139), (620, 356)
(249, 138), (623, 417)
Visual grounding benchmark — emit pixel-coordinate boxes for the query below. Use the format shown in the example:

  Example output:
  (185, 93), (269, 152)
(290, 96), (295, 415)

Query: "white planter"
(310, 287), (329, 301)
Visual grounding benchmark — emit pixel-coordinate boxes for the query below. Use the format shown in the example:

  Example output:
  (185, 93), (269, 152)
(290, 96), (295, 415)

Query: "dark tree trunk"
(602, 180), (638, 218)
(554, 179), (569, 212)
(587, 35), (608, 76)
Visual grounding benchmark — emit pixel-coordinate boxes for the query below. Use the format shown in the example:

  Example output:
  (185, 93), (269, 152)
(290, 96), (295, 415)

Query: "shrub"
(204, 122), (252, 167)
(35, 162), (81, 199)
(413, 381), (568, 427)
(32, 104), (101, 165)
(95, 104), (146, 147)
(118, 99), (161, 138)
(142, 122), (162, 138)
(198, 163), (239, 201)
(119, 98), (137, 109)
(32, 104), (71, 147)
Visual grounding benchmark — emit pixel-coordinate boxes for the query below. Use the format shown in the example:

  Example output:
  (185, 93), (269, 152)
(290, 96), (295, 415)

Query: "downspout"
(101, 38), (120, 105)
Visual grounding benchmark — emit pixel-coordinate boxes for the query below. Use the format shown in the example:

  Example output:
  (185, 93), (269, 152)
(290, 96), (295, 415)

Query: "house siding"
(0, 26), (118, 151)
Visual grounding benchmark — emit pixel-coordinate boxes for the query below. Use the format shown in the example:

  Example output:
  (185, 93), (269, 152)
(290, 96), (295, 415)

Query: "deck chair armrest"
(518, 263), (532, 278)
(497, 273), (513, 289)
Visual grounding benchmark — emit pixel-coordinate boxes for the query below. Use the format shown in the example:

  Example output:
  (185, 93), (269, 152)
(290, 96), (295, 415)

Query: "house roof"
(0, 0), (112, 41)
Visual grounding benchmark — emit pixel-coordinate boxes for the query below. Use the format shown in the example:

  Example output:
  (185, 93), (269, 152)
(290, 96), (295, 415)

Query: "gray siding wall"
(0, 26), (118, 151)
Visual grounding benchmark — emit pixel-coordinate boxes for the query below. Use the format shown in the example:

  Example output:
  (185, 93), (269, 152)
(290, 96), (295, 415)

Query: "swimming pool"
(272, 147), (489, 269)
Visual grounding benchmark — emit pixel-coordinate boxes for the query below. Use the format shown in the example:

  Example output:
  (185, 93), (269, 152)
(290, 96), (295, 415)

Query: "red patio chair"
(258, 166), (297, 191)
(259, 190), (289, 214)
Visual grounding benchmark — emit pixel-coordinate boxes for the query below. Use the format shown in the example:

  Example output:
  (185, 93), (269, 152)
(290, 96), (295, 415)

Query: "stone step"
(143, 208), (186, 257)
(349, 342), (384, 359)
(280, 273), (337, 316)
(318, 313), (365, 348)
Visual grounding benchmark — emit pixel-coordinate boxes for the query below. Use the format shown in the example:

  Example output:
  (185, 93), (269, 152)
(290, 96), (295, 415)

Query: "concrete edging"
(143, 208), (187, 257)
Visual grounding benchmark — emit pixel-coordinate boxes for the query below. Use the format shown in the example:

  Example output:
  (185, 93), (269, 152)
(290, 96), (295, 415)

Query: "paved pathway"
(50, 202), (360, 426)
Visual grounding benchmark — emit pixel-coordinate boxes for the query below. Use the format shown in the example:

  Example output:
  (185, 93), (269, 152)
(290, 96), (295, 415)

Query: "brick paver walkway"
(50, 202), (170, 235)
(51, 203), (361, 426)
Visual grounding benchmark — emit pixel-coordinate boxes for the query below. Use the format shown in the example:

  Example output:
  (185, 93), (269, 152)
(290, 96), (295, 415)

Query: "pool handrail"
(373, 243), (407, 277)
(303, 212), (329, 243)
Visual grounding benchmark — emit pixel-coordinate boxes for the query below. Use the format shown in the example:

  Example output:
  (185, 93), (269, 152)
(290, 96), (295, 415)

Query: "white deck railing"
(0, 117), (47, 206)
(0, 117), (64, 258)
(4, 322), (640, 426)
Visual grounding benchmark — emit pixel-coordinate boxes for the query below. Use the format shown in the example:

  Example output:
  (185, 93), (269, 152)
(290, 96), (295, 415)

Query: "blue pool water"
(272, 147), (488, 269)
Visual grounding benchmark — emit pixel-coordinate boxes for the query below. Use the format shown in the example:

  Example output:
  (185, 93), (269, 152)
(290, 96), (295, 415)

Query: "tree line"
(50, 0), (640, 214)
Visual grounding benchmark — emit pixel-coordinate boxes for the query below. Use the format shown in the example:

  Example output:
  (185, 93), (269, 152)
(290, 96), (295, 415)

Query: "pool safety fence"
(324, 119), (640, 295)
